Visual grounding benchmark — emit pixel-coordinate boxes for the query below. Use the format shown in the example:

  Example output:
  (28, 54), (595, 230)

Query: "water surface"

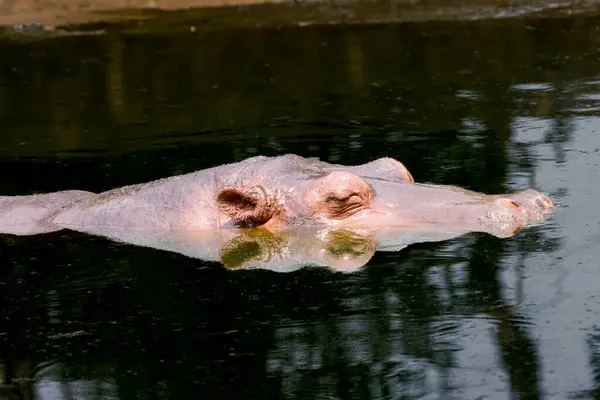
(1, 15), (599, 399)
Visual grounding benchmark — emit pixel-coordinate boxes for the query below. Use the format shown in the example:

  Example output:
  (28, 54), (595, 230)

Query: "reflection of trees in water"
(267, 249), (458, 398)
(0, 218), (553, 399)
(0, 16), (599, 160)
(575, 328), (600, 399)
(467, 235), (542, 399)
(0, 217), (560, 398)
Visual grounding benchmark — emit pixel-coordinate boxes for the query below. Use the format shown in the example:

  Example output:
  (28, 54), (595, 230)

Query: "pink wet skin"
(0, 154), (555, 238)
(215, 155), (556, 238)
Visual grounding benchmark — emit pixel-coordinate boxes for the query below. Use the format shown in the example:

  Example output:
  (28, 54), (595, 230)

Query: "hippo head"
(218, 169), (383, 228)
(215, 155), (555, 236)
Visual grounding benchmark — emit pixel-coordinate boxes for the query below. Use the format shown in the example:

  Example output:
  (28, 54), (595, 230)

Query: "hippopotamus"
(0, 154), (555, 241)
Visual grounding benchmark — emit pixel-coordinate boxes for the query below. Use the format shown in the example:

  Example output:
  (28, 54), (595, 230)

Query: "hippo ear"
(217, 186), (275, 226)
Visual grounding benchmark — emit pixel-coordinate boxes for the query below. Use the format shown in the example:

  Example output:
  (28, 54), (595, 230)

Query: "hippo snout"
(486, 189), (556, 228)
(506, 189), (557, 213)
(529, 190), (557, 210)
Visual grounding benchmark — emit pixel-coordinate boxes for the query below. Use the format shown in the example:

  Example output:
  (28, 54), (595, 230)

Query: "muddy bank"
(0, 0), (599, 37)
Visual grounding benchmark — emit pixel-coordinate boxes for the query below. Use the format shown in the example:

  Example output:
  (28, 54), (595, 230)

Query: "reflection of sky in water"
(522, 115), (600, 397)
(35, 376), (117, 400)
(512, 83), (555, 92)
(455, 89), (481, 100)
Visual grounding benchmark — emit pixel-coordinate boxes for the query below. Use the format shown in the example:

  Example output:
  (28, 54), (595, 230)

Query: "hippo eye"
(326, 192), (361, 204)
(314, 171), (373, 220)
(324, 192), (365, 219)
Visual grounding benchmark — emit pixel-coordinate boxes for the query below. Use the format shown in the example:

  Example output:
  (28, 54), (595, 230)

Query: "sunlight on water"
(512, 83), (555, 92)
(36, 378), (118, 400)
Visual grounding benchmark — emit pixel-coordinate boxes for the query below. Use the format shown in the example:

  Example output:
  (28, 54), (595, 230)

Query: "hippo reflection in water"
(0, 154), (556, 271)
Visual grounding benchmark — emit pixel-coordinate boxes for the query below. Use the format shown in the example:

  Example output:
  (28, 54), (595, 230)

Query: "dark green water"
(0, 14), (599, 399)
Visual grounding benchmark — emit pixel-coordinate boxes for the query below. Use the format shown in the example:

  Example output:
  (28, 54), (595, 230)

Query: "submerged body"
(0, 154), (556, 240)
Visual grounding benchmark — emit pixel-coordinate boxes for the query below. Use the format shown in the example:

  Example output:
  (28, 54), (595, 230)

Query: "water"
(0, 14), (599, 400)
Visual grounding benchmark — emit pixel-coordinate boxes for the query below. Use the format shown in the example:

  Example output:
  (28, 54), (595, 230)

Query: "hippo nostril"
(506, 200), (521, 210)
(495, 198), (522, 211)
(535, 195), (556, 209)
(534, 198), (545, 208)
